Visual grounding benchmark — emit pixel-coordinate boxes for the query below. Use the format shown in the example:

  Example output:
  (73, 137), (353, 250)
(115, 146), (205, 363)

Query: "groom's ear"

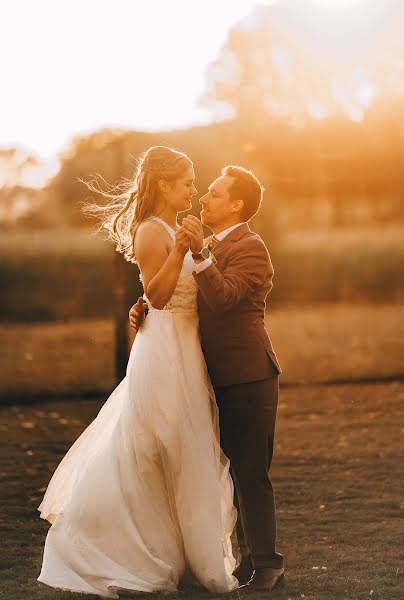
(231, 198), (244, 214)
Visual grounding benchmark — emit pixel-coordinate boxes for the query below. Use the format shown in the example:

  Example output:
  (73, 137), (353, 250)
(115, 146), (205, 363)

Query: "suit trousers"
(215, 376), (283, 569)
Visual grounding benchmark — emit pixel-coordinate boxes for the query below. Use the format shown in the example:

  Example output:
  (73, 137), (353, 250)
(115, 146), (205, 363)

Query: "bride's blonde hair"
(83, 145), (192, 262)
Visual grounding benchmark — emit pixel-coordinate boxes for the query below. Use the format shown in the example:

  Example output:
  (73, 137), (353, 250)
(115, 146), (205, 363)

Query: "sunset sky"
(1, 0), (401, 162)
(1, 0), (276, 159)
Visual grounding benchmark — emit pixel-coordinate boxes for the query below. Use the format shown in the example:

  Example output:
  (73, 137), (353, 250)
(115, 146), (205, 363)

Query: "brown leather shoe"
(233, 555), (255, 585)
(247, 567), (285, 591)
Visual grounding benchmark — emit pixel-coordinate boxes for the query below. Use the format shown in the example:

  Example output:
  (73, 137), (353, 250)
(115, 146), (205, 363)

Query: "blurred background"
(1, 0), (403, 397)
(1, 2), (404, 598)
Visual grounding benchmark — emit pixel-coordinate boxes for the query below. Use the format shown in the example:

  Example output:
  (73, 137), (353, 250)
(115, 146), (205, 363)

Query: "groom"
(130, 165), (284, 591)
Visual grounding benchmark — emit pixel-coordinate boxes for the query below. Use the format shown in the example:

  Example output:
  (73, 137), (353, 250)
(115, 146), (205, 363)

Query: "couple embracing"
(37, 146), (283, 598)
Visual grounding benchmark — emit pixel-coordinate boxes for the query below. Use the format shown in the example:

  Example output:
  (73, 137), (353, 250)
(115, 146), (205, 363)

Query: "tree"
(203, 0), (404, 128)
(0, 148), (41, 188)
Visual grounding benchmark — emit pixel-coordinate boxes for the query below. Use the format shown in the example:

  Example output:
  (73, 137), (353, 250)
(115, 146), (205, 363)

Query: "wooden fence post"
(114, 251), (143, 383)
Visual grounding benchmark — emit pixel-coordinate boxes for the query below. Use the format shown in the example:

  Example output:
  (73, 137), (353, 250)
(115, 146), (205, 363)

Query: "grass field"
(1, 383), (403, 600)
(1, 225), (403, 598)
(1, 225), (404, 321)
(1, 302), (403, 398)
(0, 302), (403, 599)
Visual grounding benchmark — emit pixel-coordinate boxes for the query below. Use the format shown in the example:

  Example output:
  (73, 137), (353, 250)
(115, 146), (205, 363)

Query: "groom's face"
(199, 175), (235, 229)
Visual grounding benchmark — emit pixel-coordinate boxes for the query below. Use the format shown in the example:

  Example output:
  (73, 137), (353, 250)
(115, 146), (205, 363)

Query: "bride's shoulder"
(135, 219), (171, 259)
(137, 218), (163, 235)
(136, 219), (168, 243)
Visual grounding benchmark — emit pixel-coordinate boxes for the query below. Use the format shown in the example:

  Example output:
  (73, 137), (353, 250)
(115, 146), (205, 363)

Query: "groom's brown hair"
(222, 165), (264, 222)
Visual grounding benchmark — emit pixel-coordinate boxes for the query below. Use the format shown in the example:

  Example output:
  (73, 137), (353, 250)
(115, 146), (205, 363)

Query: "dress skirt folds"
(37, 238), (238, 598)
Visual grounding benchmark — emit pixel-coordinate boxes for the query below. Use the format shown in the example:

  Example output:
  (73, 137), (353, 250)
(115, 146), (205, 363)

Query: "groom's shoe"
(233, 555), (255, 585)
(247, 566), (285, 591)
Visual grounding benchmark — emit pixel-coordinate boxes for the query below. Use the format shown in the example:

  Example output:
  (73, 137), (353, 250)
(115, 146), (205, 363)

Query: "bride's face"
(163, 165), (197, 213)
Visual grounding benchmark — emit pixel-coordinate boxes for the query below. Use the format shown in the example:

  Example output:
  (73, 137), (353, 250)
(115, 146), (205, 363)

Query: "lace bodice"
(140, 217), (198, 313)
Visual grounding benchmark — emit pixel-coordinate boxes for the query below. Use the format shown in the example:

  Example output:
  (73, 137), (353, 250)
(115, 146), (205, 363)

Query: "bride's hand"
(182, 216), (203, 254)
(174, 226), (191, 257)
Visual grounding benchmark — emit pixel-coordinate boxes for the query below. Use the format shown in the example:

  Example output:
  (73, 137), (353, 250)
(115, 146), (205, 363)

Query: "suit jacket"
(193, 223), (282, 388)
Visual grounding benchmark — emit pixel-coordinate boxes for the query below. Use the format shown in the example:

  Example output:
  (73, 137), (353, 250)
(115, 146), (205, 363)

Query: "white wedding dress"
(37, 218), (238, 598)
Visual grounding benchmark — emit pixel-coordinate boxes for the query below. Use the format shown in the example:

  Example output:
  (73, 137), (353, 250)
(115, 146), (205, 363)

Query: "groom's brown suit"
(193, 223), (283, 570)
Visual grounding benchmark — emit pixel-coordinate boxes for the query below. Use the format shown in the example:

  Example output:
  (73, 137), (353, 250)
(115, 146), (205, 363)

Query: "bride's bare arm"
(135, 221), (190, 310)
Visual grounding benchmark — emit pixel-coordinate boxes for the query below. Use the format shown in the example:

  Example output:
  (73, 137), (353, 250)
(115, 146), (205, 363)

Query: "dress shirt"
(193, 223), (246, 273)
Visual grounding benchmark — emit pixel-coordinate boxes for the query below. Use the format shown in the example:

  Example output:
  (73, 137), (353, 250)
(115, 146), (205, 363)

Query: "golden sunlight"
(0, 0), (273, 159)
(1, 0), (402, 162)
(257, 0), (403, 122)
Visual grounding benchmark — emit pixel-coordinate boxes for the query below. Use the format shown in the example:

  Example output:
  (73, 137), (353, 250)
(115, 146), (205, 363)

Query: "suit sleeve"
(193, 237), (273, 312)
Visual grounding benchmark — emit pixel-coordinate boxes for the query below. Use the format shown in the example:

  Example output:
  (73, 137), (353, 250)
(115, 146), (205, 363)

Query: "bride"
(37, 146), (238, 597)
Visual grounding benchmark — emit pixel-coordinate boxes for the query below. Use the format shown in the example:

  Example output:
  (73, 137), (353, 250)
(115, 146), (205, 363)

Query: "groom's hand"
(182, 215), (203, 254)
(129, 297), (148, 332)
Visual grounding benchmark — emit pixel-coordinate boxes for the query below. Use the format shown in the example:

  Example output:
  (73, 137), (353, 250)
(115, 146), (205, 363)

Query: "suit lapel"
(213, 223), (251, 257)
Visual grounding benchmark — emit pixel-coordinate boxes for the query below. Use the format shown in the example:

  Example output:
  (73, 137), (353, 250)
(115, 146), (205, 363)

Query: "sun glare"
(0, 0), (402, 160)
(0, 0), (268, 159)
